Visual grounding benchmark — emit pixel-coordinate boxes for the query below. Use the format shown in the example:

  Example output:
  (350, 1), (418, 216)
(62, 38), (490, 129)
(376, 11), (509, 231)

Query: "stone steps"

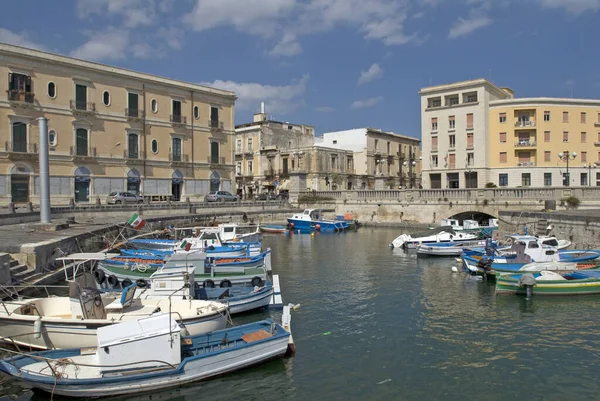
(10, 265), (38, 284)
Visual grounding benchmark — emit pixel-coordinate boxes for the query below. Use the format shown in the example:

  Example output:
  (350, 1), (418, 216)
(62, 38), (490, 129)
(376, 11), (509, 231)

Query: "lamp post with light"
(584, 163), (597, 186)
(558, 151), (577, 187)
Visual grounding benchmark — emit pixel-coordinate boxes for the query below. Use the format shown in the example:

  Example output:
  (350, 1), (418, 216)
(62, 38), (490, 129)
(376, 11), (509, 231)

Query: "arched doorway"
(172, 170), (183, 201)
(10, 165), (31, 203)
(127, 168), (141, 195)
(74, 166), (91, 202)
(210, 171), (221, 192)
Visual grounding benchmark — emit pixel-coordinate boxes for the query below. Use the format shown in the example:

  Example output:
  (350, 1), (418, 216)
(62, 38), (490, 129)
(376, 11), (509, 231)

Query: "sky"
(1, 0), (600, 139)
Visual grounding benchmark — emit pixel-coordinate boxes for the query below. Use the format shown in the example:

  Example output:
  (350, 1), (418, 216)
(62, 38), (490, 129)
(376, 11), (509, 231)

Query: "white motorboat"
(416, 239), (489, 257)
(390, 226), (480, 249)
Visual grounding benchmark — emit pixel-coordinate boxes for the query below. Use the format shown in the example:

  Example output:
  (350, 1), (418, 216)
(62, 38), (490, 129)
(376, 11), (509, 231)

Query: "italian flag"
(127, 213), (146, 230)
(180, 240), (192, 251)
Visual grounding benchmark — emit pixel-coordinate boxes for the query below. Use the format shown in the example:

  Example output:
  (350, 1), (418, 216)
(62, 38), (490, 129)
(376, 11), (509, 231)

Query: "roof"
(0, 42), (236, 99)
(419, 78), (511, 99)
(490, 97), (600, 108)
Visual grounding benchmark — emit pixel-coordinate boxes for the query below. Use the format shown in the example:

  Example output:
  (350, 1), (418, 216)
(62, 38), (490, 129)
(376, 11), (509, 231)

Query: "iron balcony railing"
(5, 141), (37, 153)
(170, 115), (187, 124)
(169, 152), (189, 163)
(70, 100), (96, 112)
(70, 146), (97, 157)
(124, 150), (145, 159)
(125, 108), (145, 119)
(6, 90), (34, 103)
(207, 156), (226, 164)
(209, 120), (224, 129)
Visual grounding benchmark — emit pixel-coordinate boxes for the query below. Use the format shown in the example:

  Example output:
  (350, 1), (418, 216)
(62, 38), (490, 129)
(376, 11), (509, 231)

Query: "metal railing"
(70, 100), (96, 112)
(124, 150), (145, 159)
(70, 146), (97, 157)
(209, 120), (224, 129)
(515, 141), (537, 147)
(125, 108), (145, 119)
(6, 90), (34, 103)
(170, 115), (187, 124)
(207, 156), (226, 164)
(515, 120), (536, 128)
(169, 153), (189, 163)
(4, 141), (37, 153)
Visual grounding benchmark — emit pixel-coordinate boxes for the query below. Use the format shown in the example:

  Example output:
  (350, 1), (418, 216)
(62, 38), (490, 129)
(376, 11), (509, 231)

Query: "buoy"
(311, 232), (315, 237)
(290, 222), (295, 228)
(315, 224), (321, 231)
(34, 317), (42, 339)
(451, 266), (459, 273)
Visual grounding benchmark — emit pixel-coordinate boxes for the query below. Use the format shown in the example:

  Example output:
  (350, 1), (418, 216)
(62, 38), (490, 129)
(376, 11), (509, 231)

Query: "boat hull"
(496, 276), (600, 295)
(286, 218), (344, 232)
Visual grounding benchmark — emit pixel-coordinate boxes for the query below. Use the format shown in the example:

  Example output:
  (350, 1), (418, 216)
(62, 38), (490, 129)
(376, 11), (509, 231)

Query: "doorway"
(10, 175), (29, 203)
(74, 166), (91, 203)
(172, 170), (184, 201)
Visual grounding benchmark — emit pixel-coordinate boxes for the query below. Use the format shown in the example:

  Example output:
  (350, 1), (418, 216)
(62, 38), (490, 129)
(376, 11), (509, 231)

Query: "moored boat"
(496, 270), (600, 296)
(260, 224), (288, 234)
(287, 209), (345, 232)
(390, 226), (481, 249)
(416, 239), (489, 257)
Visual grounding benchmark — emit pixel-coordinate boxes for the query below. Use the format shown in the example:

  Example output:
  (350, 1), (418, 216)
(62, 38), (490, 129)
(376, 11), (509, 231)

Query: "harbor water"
(2, 227), (600, 400)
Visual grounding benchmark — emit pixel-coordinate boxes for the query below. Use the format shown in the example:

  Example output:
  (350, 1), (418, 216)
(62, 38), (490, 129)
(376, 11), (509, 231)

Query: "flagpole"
(108, 223), (129, 250)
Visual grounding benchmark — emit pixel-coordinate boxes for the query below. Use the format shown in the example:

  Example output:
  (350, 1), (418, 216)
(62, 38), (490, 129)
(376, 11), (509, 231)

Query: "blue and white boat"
(0, 314), (292, 398)
(287, 209), (346, 232)
(416, 239), (490, 257)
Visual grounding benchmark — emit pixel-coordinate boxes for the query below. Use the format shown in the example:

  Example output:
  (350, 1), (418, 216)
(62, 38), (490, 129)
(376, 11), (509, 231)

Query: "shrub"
(482, 199), (489, 206)
(485, 182), (497, 188)
(297, 194), (335, 204)
(562, 196), (580, 209)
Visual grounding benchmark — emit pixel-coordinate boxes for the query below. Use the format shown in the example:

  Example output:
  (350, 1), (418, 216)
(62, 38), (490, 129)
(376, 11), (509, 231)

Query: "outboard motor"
(80, 287), (107, 319)
(518, 273), (536, 298)
(476, 258), (493, 272)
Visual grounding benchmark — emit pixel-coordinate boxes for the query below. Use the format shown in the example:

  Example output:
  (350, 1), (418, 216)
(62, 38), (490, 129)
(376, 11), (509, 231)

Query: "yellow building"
(489, 98), (600, 187)
(0, 43), (236, 205)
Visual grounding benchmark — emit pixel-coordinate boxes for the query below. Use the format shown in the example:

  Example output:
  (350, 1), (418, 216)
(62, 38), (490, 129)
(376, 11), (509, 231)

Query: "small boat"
(416, 239), (490, 257)
(390, 226), (481, 249)
(260, 224), (288, 234)
(496, 270), (600, 296)
(287, 209), (346, 232)
(0, 279), (228, 350)
(0, 313), (293, 398)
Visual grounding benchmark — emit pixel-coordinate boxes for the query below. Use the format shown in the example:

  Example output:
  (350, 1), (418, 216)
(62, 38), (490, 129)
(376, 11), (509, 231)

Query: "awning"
(278, 179), (290, 191)
(262, 181), (274, 187)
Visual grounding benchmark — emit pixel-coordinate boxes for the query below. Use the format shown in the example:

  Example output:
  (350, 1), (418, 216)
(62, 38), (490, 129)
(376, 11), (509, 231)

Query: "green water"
(2, 227), (600, 400)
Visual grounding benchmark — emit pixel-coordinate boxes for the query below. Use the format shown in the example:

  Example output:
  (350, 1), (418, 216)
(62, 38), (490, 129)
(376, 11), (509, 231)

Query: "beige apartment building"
(420, 78), (600, 189)
(0, 43), (236, 205)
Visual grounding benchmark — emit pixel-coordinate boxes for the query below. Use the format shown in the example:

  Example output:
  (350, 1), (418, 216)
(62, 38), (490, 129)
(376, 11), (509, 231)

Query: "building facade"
(0, 43), (236, 205)
(420, 78), (600, 189)
(319, 128), (421, 189)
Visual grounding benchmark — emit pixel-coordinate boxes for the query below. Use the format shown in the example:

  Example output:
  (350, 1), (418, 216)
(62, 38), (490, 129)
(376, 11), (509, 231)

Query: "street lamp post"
(584, 163), (597, 186)
(558, 151), (577, 187)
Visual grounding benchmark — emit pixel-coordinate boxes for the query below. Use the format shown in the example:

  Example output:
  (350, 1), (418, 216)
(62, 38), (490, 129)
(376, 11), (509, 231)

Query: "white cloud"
(201, 75), (309, 114)
(448, 14), (492, 39)
(70, 28), (130, 61)
(358, 63), (383, 86)
(0, 28), (46, 51)
(158, 27), (185, 50)
(131, 43), (153, 58)
(316, 106), (335, 113)
(76, 0), (157, 27)
(270, 33), (303, 57)
(539, 0), (600, 14)
(350, 96), (383, 109)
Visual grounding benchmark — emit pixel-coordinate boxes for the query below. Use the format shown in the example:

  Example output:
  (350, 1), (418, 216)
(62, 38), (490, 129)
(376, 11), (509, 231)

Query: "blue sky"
(1, 0), (600, 139)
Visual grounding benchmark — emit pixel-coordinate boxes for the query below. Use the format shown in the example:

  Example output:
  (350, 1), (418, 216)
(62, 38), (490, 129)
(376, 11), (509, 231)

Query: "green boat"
(496, 270), (600, 296)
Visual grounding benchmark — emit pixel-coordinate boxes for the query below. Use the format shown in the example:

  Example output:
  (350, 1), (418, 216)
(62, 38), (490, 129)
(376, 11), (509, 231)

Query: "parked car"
(275, 191), (289, 200)
(205, 191), (238, 203)
(106, 192), (144, 205)
(255, 192), (276, 201)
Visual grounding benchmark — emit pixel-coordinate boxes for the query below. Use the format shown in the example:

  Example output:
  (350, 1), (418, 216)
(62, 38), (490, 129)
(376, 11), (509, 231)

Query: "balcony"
(207, 156), (226, 165)
(124, 150), (145, 163)
(6, 90), (35, 107)
(208, 120), (224, 131)
(170, 115), (187, 126)
(515, 140), (537, 147)
(4, 142), (37, 159)
(125, 108), (145, 122)
(466, 143), (474, 150)
(70, 100), (96, 115)
(70, 146), (97, 161)
(515, 121), (536, 129)
(517, 161), (536, 167)
(595, 122), (600, 127)
(169, 152), (189, 165)
(245, 148), (254, 156)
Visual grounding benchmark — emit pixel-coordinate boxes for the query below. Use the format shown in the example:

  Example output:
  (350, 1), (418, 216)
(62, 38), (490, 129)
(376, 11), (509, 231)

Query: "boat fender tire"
(93, 268), (106, 285)
(107, 275), (120, 288)
(122, 278), (133, 288)
(208, 245), (215, 251)
(136, 279), (148, 288)
(220, 280), (232, 288)
(251, 277), (263, 287)
(203, 279), (216, 288)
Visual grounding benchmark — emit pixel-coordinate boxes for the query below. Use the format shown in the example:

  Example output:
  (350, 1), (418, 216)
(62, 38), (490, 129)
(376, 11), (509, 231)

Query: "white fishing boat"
(0, 277), (228, 350)
(416, 239), (489, 257)
(0, 312), (294, 398)
(390, 226), (480, 249)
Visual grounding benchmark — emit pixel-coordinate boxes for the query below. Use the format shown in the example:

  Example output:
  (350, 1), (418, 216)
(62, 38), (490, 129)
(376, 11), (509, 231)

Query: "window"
(247, 138), (253, 152)
(100, 90), (109, 106)
(172, 100), (182, 123)
(431, 136), (438, 151)
(8, 73), (33, 103)
(581, 112), (587, 123)
(448, 153), (455, 168)
(522, 173), (531, 187)
(247, 160), (253, 174)
(210, 141), (219, 164)
(581, 173), (588, 186)
(128, 92), (139, 117)
(374, 139), (378, 150)
(563, 111), (569, 123)
(499, 173), (508, 187)
(171, 137), (181, 161)
(193, 106), (199, 119)
(544, 151), (551, 162)
(499, 113), (506, 123)
(151, 139), (158, 154)
(333, 140), (338, 144)
(598, 113), (600, 123)
(128, 133), (139, 159)
(75, 84), (87, 110)
(431, 118), (438, 131)
(446, 95), (459, 106)
(499, 132), (506, 143)
(597, 172), (600, 186)
(48, 130), (57, 146)
(467, 133), (474, 149)
(236, 161), (242, 175)
(544, 131), (551, 142)
(466, 113), (473, 129)
(582, 151), (587, 162)
(47, 82), (56, 98)
(449, 116), (455, 129)
(75, 128), (88, 156)
(581, 132), (587, 143)
(499, 152), (507, 163)
(210, 106), (219, 128)
(544, 173), (552, 186)
(151, 99), (158, 113)
(465, 92), (477, 103)
(449, 135), (456, 149)
(431, 155), (438, 167)
(563, 131), (569, 142)
(11, 122), (27, 152)
(428, 97), (441, 108)
(544, 111), (550, 122)
(467, 153), (474, 167)
(236, 139), (242, 152)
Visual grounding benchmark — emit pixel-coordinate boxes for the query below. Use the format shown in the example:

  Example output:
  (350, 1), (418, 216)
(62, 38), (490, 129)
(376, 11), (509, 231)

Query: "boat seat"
(104, 284), (137, 311)
(537, 271), (566, 281)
